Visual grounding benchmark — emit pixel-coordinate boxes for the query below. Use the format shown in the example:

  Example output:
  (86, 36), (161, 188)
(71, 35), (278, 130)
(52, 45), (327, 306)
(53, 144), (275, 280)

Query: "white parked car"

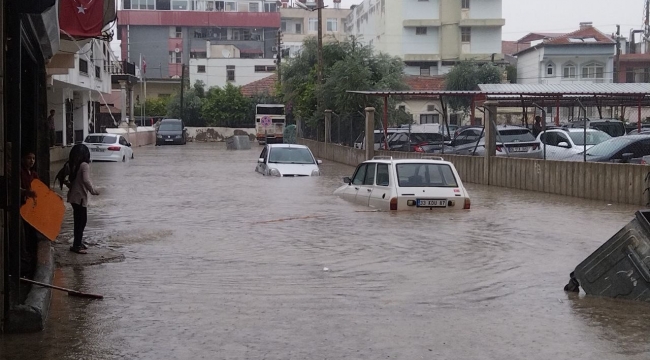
(255, 144), (322, 177)
(536, 128), (611, 160)
(83, 133), (134, 162)
(334, 156), (471, 211)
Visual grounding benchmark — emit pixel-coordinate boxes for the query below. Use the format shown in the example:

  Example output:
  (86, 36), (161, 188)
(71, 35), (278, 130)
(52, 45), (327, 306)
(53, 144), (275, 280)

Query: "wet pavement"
(3, 142), (650, 359)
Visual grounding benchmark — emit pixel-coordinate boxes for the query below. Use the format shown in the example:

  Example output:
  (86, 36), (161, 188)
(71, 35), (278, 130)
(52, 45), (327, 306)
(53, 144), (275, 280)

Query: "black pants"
(72, 203), (87, 249)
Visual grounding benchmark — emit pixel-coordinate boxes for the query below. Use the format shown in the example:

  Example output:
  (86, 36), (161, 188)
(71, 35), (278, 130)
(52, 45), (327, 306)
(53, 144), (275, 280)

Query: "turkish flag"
(60, 0), (106, 38)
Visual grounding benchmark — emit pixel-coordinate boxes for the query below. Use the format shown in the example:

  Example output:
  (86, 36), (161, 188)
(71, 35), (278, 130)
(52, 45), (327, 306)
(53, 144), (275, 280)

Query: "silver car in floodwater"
(255, 144), (322, 177)
(450, 125), (543, 159)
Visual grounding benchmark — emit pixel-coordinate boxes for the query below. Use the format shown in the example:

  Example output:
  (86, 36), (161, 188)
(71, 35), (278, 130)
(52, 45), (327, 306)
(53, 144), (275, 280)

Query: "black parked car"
(566, 118), (627, 138)
(156, 118), (187, 145)
(562, 135), (650, 163)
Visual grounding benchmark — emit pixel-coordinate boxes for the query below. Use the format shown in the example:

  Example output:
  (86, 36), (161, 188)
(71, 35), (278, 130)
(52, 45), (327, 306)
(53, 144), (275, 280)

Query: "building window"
(79, 59), (89, 75)
(420, 66), (430, 76)
(563, 63), (576, 78)
(190, 51), (207, 59)
(427, 104), (436, 112)
(281, 21), (287, 32)
(264, 2), (277, 12)
(174, 26), (182, 38)
(398, 105), (406, 112)
(327, 18), (338, 32)
(171, 0), (188, 10)
(420, 114), (440, 124)
(227, 65), (235, 81)
(248, 2), (259, 12)
(546, 62), (555, 77)
(295, 23), (302, 34)
(462, 0), (470, 9)
(169, 51), (182, 63)
(225, 1), (236, 11)
(416, 27), (427, 35)
(197, 65), (206, 73)
(254, 65), (276, 72)
(309, 18), (319, 32)
(95, 66), (101, 79)
(582, 63), (604, 79)
(461, 27), (471, 42)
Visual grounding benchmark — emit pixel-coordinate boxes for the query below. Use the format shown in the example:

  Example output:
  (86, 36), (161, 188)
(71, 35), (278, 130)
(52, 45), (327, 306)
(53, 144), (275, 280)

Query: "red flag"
(60, 0), (106, 38)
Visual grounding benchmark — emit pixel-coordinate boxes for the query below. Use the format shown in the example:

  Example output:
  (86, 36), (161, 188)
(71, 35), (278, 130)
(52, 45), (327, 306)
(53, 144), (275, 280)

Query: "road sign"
(261, 116), (272, 127)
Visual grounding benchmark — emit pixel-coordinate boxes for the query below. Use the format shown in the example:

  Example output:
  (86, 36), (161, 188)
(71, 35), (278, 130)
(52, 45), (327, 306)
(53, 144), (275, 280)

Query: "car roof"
(86, 133), (117, 137)
(267, 144), (309, 149)
(367, 157), (453, 165)
(546, 128), (604, 133)
(160, 118), (182, 122)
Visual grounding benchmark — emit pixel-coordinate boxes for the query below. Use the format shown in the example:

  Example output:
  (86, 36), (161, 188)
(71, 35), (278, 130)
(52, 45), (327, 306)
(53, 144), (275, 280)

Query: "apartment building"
(345, 0), (505, 76)
(116, 0), (281, 85)
(280, 2), (351, 58)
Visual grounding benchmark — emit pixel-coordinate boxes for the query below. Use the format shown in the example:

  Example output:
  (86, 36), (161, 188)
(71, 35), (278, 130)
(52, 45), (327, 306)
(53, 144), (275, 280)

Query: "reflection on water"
(2, 143), (648, 359)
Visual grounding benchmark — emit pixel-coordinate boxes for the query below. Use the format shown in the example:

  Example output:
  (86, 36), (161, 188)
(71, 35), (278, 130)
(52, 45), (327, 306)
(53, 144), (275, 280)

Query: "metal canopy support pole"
(0, 1), (4, 329)
(383, 95), (389, 150)
(365, 107), (375, 160)
(471, 96), (476, 125)
(440, 95), (448, 154)
(324, 110), (331, 144)
(555, 97), (560, 125)
(639, 97), (643, 133)
(484, 100), (498, 185)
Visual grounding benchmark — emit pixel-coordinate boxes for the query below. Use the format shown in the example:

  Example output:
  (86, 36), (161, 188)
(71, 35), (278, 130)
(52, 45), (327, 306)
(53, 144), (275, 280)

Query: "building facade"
(47, 40), (114, 145)
(345, 0), (505, 76)
(280, 5), (351, 58)
(117, 0), (281, 85)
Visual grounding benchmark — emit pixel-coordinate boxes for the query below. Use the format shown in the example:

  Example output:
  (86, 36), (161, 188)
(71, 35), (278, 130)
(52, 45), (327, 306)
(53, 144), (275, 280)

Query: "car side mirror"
(621, 153), (634, 162)
(258, 158), (265, 163)
(558, 142), (570, 148)
(343, 176), (351, 184)
(317, 160), (323, 165)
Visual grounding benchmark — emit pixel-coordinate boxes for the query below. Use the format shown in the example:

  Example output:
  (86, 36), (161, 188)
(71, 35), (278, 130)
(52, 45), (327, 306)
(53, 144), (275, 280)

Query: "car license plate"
(165, 139), (174, 142)
(417, 199), (447, 208)
(510, 146), (529, 152)
(91, 148), (104, 152)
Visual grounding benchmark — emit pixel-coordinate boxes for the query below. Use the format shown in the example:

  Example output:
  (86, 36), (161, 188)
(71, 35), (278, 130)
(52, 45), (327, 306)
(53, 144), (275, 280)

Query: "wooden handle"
(21, 278), (104, 300)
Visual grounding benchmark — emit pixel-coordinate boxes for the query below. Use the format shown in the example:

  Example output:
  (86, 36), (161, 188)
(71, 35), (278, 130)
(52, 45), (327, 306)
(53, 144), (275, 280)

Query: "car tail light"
(414, 145), (424, 153)
(463, 198), (471, 209)
(107, 146), (121, 151)
(496, 145), (503, 152)
(390, 197), (398, 211)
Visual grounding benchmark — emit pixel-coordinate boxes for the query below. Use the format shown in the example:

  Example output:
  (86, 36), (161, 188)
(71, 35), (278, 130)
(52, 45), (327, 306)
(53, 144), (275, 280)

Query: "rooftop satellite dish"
(222, 49), (231, 58)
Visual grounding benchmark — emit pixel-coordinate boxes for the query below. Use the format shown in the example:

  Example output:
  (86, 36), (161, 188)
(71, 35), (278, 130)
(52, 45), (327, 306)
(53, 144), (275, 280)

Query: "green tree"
(445, 60), (503, 113)
(506, 65), (517, 84)
(201, 83), (252, 127)
(281, 36), (408, 139)
(135, 97), (169, 117)
(167, 81), (205, 126)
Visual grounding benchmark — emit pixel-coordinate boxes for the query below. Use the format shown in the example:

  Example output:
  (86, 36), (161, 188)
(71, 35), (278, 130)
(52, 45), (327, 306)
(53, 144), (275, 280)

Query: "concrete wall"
(470, 27), (502, 55)
(106, 127), (156, 147)
(190, 58), (276, 88)
(403, 0), (440, 20)
(186, 127), (256, 142)
(468, 0), (503, 19)
(299, 138), (650, 206)
(128, 26), (172, 75)
(402, 27), (440, 56)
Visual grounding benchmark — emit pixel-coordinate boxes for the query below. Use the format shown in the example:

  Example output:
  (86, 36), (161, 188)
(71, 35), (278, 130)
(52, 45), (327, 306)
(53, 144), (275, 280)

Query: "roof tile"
(240, 73), (277, 97)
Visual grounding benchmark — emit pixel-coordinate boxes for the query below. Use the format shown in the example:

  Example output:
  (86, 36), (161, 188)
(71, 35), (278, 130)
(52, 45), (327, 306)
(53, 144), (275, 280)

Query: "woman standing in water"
(57, 144), (100, 254)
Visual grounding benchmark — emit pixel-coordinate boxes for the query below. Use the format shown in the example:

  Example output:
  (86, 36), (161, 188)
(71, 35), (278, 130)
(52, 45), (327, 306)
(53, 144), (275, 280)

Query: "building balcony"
(117, 10), (281, 28)
(110, 60), (139, 87)
(459, 19), (505, 27)
(402, 19), (442, 28)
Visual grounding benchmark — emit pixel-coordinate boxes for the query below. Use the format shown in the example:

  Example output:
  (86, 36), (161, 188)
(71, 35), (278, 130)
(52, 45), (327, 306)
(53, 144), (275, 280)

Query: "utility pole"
(615, 25), (621, 83)
(317, 0), (324, 107)
(277, 29), (282, 85)
(180, 63), (185, 121)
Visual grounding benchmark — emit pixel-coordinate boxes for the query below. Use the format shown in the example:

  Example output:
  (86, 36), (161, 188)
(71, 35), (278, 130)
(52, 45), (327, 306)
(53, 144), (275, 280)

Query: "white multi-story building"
(280, 4), (351, 58)
(190, 41), (277, 88)
(345, 0), (505, 76)
(47, 39), (113, 145)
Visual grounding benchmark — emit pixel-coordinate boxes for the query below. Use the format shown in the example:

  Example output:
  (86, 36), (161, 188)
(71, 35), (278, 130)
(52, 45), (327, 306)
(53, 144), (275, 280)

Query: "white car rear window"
(396, 163), (458, 188)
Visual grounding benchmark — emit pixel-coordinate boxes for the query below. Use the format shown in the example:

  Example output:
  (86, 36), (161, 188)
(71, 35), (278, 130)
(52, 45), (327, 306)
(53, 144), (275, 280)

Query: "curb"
(5, 237), (54, 333)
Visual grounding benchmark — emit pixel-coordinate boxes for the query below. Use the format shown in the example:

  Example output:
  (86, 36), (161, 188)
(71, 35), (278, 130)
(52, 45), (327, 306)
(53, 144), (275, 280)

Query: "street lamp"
(295, 1), (327, 108)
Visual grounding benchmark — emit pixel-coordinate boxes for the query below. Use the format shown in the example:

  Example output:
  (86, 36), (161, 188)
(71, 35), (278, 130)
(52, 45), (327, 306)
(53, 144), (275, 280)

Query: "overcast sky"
(334, 0), (645, 41)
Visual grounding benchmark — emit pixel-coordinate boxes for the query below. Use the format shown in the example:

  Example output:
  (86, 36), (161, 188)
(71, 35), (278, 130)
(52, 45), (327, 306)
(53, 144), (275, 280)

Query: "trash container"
(568, 210), (650, 301)
(226, 135), (251, 150)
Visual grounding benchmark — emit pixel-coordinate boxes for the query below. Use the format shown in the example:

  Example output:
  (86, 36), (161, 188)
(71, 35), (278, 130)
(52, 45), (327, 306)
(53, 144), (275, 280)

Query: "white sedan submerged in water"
(83, 133), (134, 162)
(334, 156), (470, 211)
(255, 144), (322, 177)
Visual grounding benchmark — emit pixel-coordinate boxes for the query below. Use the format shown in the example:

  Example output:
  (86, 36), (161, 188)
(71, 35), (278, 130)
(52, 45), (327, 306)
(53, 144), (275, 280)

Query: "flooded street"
(2, 142), (650, 359)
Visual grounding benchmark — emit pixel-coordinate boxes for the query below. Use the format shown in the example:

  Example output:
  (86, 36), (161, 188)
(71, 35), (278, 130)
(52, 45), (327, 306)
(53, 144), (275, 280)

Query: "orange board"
(20, 179), (66, 242)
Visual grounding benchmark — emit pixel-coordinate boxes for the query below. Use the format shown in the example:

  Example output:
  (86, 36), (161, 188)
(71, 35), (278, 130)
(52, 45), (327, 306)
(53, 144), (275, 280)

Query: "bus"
(255, 104), (286, 145)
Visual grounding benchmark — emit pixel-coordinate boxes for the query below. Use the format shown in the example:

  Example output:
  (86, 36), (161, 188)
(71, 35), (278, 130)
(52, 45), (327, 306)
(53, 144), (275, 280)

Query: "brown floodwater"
(2, 142), (650, 359)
